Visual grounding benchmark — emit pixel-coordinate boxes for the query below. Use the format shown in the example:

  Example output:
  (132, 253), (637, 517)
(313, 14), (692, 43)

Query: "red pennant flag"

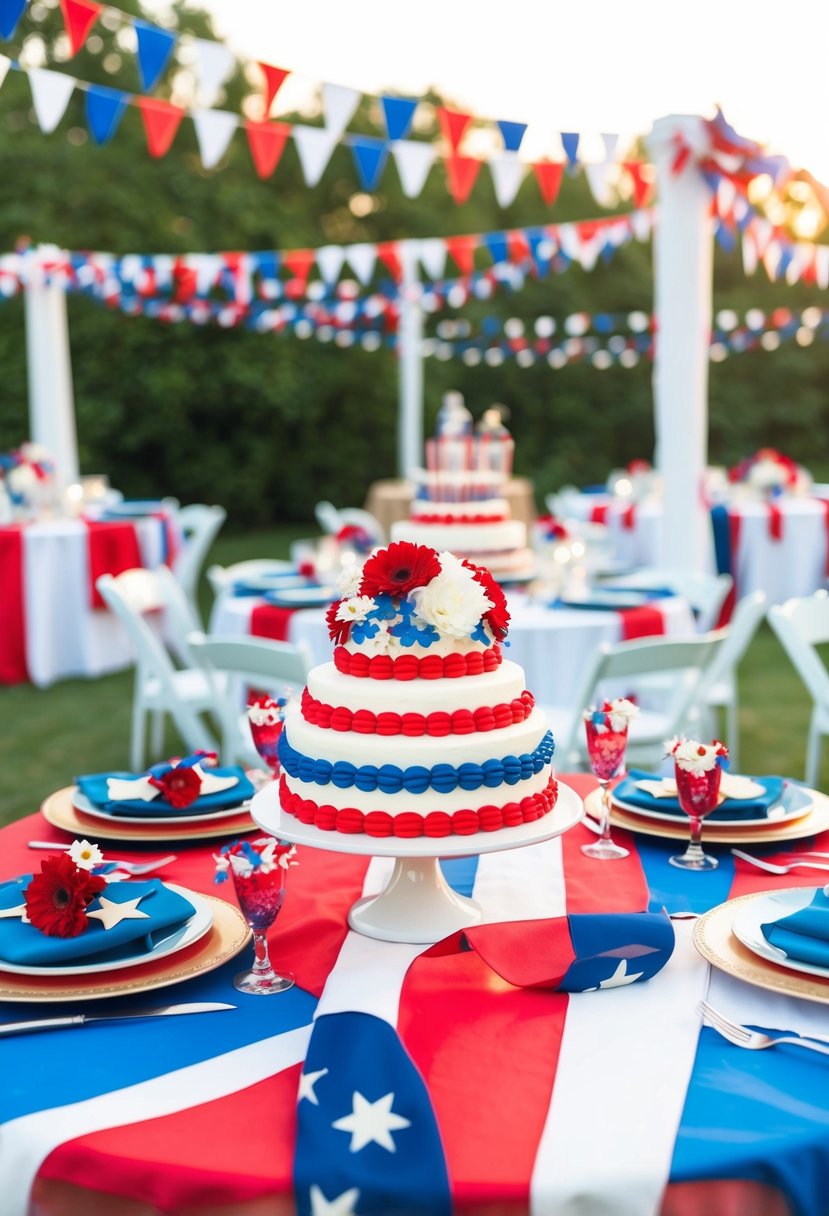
(623, 161), (654, 208)
(436, 106), (472, 152)
(532, 160), (564, 206)
(444, 234), (478, 275)
(507, 231), (531, 264)
(59, 0), (101, 55)
(258, 63), (290, 114)
(283, 249), (316, 281)
(245, 120), (291, 179)
(444, 155), (481, 205)
(377, 242), (402, 282)
(172, 258), (197, 304)
(138, 98), (184, 158)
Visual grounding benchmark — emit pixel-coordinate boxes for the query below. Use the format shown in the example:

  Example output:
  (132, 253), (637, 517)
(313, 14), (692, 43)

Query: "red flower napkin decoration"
(25, 853), (106, 938)
(149, 763), (202, 808)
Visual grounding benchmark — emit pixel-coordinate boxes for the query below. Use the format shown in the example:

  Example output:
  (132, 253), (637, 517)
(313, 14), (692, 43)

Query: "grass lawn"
(0, 524), (821, 828)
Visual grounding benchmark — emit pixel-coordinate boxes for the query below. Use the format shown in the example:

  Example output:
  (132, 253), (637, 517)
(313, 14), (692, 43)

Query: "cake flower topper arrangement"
(728, 448), (810, 495)
(13, 839), (107, 938)
(325, 540), (510, 651)
(213, 838), (298, 883)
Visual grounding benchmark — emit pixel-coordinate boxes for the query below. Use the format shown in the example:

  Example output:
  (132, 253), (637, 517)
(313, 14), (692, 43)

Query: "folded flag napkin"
(613, 768), (785, 822)
(427, 910), (674, 991)
(0, 876), (195, 967)
(76, 753), (254, 818)
(761, 889), (829, 967)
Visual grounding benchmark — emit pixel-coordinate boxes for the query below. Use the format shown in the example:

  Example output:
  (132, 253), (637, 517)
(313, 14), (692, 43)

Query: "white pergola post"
(23, 244), (79, 487)
(397, 239), (424, 478)
(648, 116), (714, 574)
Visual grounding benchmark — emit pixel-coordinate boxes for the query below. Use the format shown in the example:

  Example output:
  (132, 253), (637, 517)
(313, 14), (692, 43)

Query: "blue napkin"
(0, 877), (195, 967)
(762, 890), (829, 966)
(614, 768), (785, 822)
(76, 764), (254, 818)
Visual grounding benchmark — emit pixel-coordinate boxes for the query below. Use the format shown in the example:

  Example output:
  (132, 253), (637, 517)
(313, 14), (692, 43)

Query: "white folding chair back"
(173, 504), (227, 623)
(768, 591), (829, 786)
(699, 590), (767, 766)
(96, 568), (218, 770)
(602, 566), (733, 633)
(187, 633), (313, 766)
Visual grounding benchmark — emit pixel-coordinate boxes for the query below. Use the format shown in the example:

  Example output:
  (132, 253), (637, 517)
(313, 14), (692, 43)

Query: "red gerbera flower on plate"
(464, 560), (510, 640)
(149, 763), (202, 808)
(359, 542), (441, 599)
(25, 853), (106, 938)
(326, 599), (351, 644)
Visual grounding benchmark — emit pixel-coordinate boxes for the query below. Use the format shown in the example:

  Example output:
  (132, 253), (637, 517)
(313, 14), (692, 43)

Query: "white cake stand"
(251, 781), (583, 944)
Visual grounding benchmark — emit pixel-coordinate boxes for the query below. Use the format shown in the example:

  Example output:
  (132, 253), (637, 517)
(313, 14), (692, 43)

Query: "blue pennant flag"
(350, 136), (389, 191)
(380, 95), (417, 142)
(526, 228), (550, 274)
(294, 1011), (452, 1216)
(254, 250), (279, 284)
(0, 0), (25, 40)
(482, 232), (508, 266)
(134, 19), (177, 92)
(85, 85), (128, 145)
(714, 220), (736, 254)
(561, 131), (580, 167)
(496, 119), (527, 152)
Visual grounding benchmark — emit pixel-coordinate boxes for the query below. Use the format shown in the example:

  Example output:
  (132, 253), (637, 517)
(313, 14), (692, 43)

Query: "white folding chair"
(314, 500), (385, 545)
(546, 628), (729, 771)
(207, 558), (296, 600)
(173, 504), (227, 624)
(96, 567), (220, 770)
(599, 566), (733, 633)
(187, 633), (313, 767)
(768, 591), (829, 786)
(698, 590), (767, 767)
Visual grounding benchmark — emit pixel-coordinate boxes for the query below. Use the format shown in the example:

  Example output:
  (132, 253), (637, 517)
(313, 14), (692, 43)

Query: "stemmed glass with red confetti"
(248, 695), (288, 777)
(582, 698), (639, 860)
(669, 739), (729, 871)
(216, 838), (297, 995)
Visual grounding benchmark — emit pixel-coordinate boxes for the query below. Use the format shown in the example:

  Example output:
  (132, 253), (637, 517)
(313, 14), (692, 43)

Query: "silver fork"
(699, 1001), (829, 1056)
(26, 843), (176, 875)
(730, 849), (829, 875)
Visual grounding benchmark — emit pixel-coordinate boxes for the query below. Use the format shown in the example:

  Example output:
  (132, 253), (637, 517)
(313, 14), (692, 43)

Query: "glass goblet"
(582, 708), (630, 860)
(228, 838), (295, 995)
(669, 759), (723, 871)
(248, 695), (287, 776)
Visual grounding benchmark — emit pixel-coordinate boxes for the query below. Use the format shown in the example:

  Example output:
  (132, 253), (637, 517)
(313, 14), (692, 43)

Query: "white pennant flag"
(741, 232), (758, 277)
(293, 125), (339, 186)
(192, 109), (239, 169)
(601, 132), (619, 162)
(816, 245), (829, 289)
(584, 162), (615, 208)
(786, 244), (807, 286)
(0, 54), (10, 92)
(489, 153), (525, 207)
(763, 240), (782, 281)
(191, 38), (235, 108)
(316, 245), (347, 283)
(391, 139), (436, 198)
(417, 237), (448, 280)
(631, 210), (654, 241)
(345, 243), (377, 284)
(322, 82), (360, 139)
(28, 68), (76, 134)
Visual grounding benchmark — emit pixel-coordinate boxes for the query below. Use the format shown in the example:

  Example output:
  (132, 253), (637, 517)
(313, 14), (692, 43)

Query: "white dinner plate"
(101, 500), (167, 517)
(612, 780), (812, 829)
(732, 887), (829, 980)
(265, 586), (337, 608)
(73, 790), (251, 826)
(233, 573), (306, 593)
(0, 885), (213, 977)
(558, 589), (657, 610)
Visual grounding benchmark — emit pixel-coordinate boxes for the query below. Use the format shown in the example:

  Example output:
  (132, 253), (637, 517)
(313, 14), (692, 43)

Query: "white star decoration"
(0, 904), (28, 922)
(87, 894), (150, 931)
(585, 959), (644, 991)
(309, 1184), (361, 1216)
(299, 1067), (328, 1105)
(332, 1091), (411, 1153)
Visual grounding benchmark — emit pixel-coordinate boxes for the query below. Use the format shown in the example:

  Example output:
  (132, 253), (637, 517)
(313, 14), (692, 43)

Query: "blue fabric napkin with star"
(76, 760), (254, 818)
(613, 769), (785, 822)
(761, 889), (829, 967)
(0, 877), (196, 967)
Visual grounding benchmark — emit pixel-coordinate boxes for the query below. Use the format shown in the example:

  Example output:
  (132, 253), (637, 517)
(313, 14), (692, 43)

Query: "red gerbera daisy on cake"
(359, 541), (441, 599)
(326, 599), (352, 644)
(463, 560), (511, 641)
(25, 853), (106, 938)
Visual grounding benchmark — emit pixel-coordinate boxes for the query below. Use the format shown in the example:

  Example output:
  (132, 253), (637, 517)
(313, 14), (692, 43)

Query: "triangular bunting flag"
(137, 97), (184, 158)
(444, 155), (481, 204)
(282, 249), (316, 281)
(600, 132), (619, 162)
(28, 68), (76, 134)
(191, 38), (235, 108)
(437, 106), (472, 152)
(292, 124), (338, 186)
(59, 0), (101, 56)
(532, 161), (564, 205)
(322, 81), (360, 139)
(741, 231), (758, 277)
(381, 95), (417, 142)
(623, 162), (653, 208)
(560, 131), (580, 167)
(315, 245), (346, 284)
(630, 210), (653, 241)
(0, 0), (26, 39)
(482, 232), (509, 266)
(345, 243), (377, 284)
(391, 140), (436, 198)
(85, 84), (128, 144)
(377, 241), (402, 282)
(244, 120), (290, 179)
(134, 20), (177, 92)
(417, 238), (447, 280)
(445, 234), (478, 275)
(584, 162), (614, 208)
(258, 62), (289, 114)
(507, 231), (531, 264)
(193, 109), (238, 169)
(0, 54), (11, 91)
(489, 153), (524, 207)
(496, 119), (527, 152)
(349, 135), (389, 191)
(815, 245), (829, 290)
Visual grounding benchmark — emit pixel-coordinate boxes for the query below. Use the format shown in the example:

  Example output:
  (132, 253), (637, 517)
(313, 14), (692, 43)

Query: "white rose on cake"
(336, 563), (364, 598)
(409, 551), (494, 640)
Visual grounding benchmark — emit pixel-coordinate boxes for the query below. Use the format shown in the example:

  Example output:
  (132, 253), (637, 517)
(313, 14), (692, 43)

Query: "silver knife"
(0, 1001), (236, 1037)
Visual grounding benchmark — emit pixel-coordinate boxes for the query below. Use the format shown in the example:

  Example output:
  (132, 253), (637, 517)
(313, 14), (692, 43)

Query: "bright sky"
(196, 0), (829, 182)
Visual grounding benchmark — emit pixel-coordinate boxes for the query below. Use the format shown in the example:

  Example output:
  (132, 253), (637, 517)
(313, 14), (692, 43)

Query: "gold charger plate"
(41, 786), (257, 843)
(584, 786), (829, 845)
(693, 891), (829, 1005)
(0, 893), (250, 1003)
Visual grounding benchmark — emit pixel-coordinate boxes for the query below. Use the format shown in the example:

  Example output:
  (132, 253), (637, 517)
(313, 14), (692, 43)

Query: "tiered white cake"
(277, 542), (557, 839)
